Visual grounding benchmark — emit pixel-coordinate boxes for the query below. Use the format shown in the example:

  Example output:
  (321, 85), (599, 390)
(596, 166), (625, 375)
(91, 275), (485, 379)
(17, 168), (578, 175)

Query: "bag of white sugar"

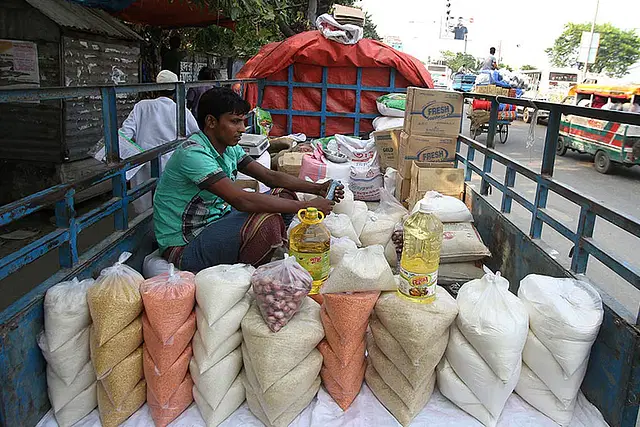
(321, 245), (396, 294)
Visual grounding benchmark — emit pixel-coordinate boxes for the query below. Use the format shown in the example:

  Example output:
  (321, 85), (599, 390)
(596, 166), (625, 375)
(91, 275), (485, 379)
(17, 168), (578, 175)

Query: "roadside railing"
(458, 93), (640, 325)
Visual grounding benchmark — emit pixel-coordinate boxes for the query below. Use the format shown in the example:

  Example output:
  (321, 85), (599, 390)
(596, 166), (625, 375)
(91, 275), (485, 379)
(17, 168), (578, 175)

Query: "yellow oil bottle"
(289, 207), (331, 295)
(398, 199), (443, 303)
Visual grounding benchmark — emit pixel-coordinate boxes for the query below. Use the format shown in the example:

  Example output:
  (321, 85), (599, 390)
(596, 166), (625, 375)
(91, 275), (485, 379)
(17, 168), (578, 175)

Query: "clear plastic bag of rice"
(44, 277), (94, 352)
(321, 245), (396, 294)
(359, 189), (407, 247)
(88, 253), (144, 346)
(330, 236), (358, 266)
(252, 255), (313, 332)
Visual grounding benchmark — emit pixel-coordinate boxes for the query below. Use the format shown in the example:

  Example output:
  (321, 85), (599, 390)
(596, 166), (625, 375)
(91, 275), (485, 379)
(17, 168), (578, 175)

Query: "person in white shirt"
(107, 70), (200, 213)
(481, 47), (498, 71)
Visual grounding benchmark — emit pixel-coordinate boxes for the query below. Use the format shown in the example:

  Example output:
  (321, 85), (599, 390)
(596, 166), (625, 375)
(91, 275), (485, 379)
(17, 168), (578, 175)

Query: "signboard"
(439, 16), (473, 41)
(0, 39), (40, 88)
(579, 32), (600, 64)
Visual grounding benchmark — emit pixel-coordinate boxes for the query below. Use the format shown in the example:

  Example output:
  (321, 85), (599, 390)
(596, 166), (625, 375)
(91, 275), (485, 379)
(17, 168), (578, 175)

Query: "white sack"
(53, 383), (97, 427)
(316, 14), (363, 45)
(44, 277), (94, 352)
(373, 116), (404, 131)
(330, 236), (358, 266)
(38, 328), (90, 386)
(193, 375), (245, 427)
(195, 264), (254, 326)
(332, 184), (355, 217)
(360, 189), (407, 247)
(410, 191), (473, 223)
(350, 201), (369, 239)
(436, 357), (497, 427)
(456, 269), (528, 382)
(196, 294), (251, 357)
(321, 246), (396, 294)
(383, 168), (397, 196)
(193, 330), (243, 374)
(516, 363), (577, 427)
(518, 275), (603, 377)
(142, 250), (174, 279)
(190, 347), (243, 410)
(47, 361), (96, 413)
(323, 213), (361, 245)
(447, 324), (520, 418)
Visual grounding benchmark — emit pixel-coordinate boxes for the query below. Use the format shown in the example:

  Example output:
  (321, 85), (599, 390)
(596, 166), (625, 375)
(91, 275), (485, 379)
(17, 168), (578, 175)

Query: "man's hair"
(198, 66), (215, 81)
(197, 87), (251, 129)
(169, 35), (181, 50)
(490, 47), (496, 54)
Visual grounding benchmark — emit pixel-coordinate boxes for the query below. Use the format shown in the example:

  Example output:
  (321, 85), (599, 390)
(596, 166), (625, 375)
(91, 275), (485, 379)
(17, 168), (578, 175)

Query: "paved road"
(461, 116), (640, 322)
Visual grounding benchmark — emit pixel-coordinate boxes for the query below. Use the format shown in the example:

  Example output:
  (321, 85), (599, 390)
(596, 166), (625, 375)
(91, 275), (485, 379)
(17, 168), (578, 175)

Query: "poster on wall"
(0, 39), (40, 89)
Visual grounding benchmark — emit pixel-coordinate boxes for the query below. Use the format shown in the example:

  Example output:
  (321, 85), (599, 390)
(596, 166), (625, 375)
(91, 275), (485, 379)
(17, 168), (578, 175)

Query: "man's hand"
(306, 197), (335, 216)
(318, 180), (345, 202)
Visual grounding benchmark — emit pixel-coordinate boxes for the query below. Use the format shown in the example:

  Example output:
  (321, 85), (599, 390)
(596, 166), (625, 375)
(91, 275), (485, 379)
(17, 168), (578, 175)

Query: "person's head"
(169, 35), (181, 50)
(198, 87), (250, 146)
(198, 66), (214, 81)
(155, 70), (178, 99)
(490, 47), (496, 55)
(458, 17), (463, 24)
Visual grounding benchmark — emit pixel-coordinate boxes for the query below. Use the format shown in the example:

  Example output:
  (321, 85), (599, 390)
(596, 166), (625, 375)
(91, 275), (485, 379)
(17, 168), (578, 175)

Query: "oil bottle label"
(398, 267), (438, 301)
(289, 250), (330, 282)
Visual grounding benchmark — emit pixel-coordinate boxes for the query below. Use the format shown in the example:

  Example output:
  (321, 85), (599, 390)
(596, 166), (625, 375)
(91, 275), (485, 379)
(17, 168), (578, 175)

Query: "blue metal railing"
(457, 93), (640, 325)
(0, 79), (255, 284)
(257, 65), (406, 137)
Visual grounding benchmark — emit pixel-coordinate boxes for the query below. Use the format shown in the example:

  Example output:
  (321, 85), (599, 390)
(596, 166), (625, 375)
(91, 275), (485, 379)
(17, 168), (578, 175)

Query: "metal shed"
(0, 0), (142, 203)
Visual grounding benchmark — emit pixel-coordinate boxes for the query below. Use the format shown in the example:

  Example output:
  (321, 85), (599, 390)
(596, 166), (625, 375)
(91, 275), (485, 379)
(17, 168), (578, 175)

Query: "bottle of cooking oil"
(398, 199), (443, 303)
(289, 207), (331, 295)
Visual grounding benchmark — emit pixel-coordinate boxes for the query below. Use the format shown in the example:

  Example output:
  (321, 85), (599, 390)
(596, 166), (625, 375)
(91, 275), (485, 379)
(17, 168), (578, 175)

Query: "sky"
(356, 0), (640, 80)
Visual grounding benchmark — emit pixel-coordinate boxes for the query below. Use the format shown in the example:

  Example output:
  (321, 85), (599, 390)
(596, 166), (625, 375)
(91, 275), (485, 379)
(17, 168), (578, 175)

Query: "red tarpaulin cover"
(115, 0), (235, 29)
(236, 31), (433, 137)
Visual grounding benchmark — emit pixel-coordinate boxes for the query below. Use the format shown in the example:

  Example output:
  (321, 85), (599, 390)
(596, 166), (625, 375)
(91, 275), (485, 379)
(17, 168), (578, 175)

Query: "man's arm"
(240, 160), (330, 196)
(200, 176), (333, 214)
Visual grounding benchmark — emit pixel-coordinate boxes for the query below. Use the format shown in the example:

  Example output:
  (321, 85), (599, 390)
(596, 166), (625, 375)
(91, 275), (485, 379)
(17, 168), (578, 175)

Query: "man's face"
(210, 112), (246, 146)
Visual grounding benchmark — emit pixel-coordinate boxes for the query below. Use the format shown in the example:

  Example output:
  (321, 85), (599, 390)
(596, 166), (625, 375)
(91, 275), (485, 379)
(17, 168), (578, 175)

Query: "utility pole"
(583, 0), (600, 82)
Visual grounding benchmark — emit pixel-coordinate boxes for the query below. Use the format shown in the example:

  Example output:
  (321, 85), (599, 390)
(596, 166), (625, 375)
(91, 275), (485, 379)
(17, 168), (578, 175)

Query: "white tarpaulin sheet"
(37, 384), (608, 427)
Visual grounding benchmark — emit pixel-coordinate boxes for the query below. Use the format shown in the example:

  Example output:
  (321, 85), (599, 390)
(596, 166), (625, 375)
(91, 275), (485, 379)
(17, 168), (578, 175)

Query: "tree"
(440, 50), (481, 73)
(520, 64), (538, 71)
(546, 22), (640, 77)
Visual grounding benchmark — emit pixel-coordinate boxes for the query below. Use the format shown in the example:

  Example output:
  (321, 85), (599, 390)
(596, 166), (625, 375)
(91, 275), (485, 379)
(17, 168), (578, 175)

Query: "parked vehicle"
(558, 84), (640, 174)
(426, 63), (452, 90)
(519, 67), (579, 123)
(0, 75), (638, 427)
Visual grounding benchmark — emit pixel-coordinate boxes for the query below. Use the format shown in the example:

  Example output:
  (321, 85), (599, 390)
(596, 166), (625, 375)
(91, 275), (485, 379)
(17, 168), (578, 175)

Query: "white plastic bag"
(323, 213), (361, 245)
(333, 183), (355, 217)
(195, 264), (255, 326)
(516, 363), (577, 426)
(321, 246), (396, 294)
(315, 14), (363, 45)
(196, 295), (251, 356)
(384, 168), (397, 196)
(446, 324), (520, 418)
(44, 277), (94, 352)
(193, 375), (245, 427)
(330, 236), (358, 266)
(142, 249), (175, 279)
(46, 361), (96, 413)
(518, 275), (603, 377)
(190, 347), (243, 410)
(38, 328), (90, 386)
(437, 357), (498, 427)
(192, 330), (242, 374)
(410, 191), (473, 223)
(456, 268), (529, 382)
(373, 116), (404, 131)
(360, 189), (407, 247)
(350, 201), (369, 239)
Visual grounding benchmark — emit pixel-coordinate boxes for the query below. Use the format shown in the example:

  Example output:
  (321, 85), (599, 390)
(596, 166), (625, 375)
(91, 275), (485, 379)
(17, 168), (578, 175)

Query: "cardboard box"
(373, 127), (402, 170)
(396, 173), (411, 207)
(277, 152), (305, 177)
(403, 87), (464, 137)
(407, 161), (465, 209)
(396, 131), (456, 177)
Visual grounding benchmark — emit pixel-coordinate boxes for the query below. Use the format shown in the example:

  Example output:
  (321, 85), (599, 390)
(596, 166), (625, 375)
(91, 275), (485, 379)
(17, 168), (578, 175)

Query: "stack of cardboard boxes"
(392, 88), (465, 207)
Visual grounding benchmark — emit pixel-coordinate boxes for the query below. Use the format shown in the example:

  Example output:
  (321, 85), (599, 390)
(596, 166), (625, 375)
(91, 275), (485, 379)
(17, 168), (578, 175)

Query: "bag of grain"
(515, 275), (603, 425)
(366, 288), (458, 426)
(410, 191), (473, 223)
(148, 374), (194, 427)
(44, 277), (94, 352)
(88, 253), (145, 427)
(321, 246), (395, 294)
(442, 269), (528, 423)
(88, 252), (144, 346)
(333, 183), (355, 217)
(441, 223), (491, 263)
(350, 201), (369, 239)
(360, 189), (407, 247)
(323, 213), (361, 245)
(241, 298), (324, 424)
(192, 264), (253, 426)
(319, 292), (379, 410)
(330, 237), (357, 266)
